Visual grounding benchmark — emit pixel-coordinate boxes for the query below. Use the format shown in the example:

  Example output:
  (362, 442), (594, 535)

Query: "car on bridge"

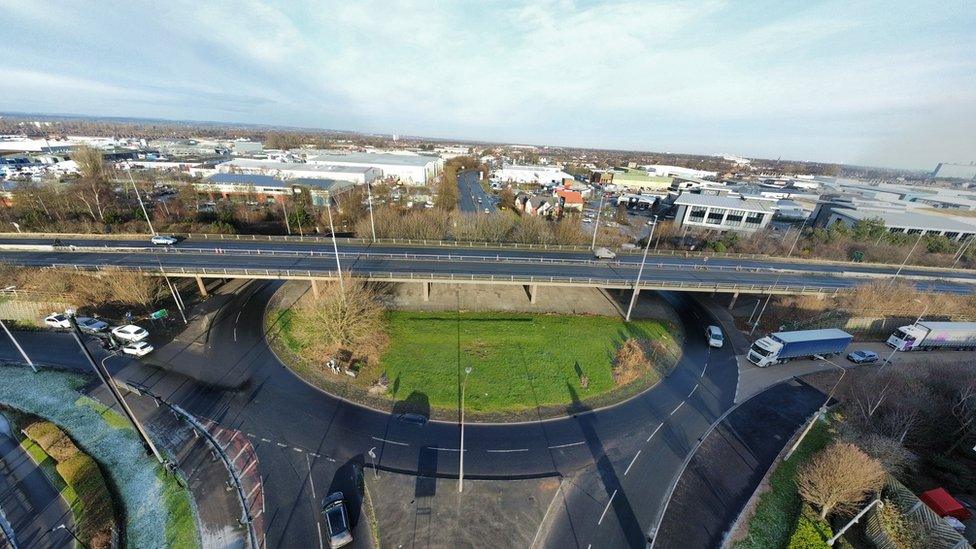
(150, 235), (178, 246)
(593, 247), (616, 259)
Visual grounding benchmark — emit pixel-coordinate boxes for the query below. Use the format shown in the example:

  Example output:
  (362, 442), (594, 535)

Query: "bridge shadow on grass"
(566, 383), (648, 547)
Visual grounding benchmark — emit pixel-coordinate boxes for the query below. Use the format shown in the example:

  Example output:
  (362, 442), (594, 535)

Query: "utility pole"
(626, 216), (657, 322)
(281, 200), (292, 235)
(153, 255), (187, 324)
(365, 180), (377, 243)
(458, 366), (472, 493)
(125, 162), (155, 236)
(325, 196), (344, 293)
(952, 236), (973, 268)
(66, 314), (164, 464)
(0, 318), (37, 372)
(750, 215), (812, 335)
(590, 191), (607, 250)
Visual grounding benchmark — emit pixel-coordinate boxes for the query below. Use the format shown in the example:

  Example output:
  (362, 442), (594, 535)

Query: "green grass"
(379, 311), (676, 414)
(736, 419), (833, 549)
(75, 397), (133, 431)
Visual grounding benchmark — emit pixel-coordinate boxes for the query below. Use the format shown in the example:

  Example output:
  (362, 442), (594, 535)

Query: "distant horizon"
(0, 110), (934, 174)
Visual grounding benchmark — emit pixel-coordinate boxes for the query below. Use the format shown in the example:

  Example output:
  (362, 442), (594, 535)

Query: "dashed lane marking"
(688, 384), (699, 398)
(669, 402), (684, 416)
(276, 442), (288, 448)
(486, 448), (529, 453)
(647, 423), (663, 443)
(624, 450), (642, 476)
(430, 447), (463, 452)
(598, 489), (618, 526)
(371, 436), (408, 447)
(548, 441), (586, 449)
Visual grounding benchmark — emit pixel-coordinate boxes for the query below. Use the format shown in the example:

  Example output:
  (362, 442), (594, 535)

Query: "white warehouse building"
(304, 152), (443, 186)
(672, 193), (774, 232)
(215, 158), (381, 184)
(491, 164), (574, 185)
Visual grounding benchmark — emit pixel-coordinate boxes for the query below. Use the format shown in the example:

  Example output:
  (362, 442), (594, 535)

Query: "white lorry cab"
(886, 321), (976, 351)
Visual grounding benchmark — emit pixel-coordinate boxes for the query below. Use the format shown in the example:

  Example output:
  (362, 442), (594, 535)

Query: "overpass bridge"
(0, 233), (973, 305)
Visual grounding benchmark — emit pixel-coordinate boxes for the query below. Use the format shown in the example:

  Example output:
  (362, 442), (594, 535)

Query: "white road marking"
(276, 442), (288, 448)
(486, 448), (529, 453)
(371, 436), (408, 447)
(233, 328), (237, 342)
(260, 438), (271, 443)
(316, 521), (324, 549)
(646, 423), (663, 442)
(670, 402), (684, 416)
(701, 363), (707, 378)
(293, 447), (303, 453)
(548, 441), (585, 449)
(688, 384), (699, 398)
(598, 489), (618, 525)
(306, 454), (317, 499)
(430, 447), (463, 452)
(624, 450), (642, 476)
(236, 310), (243, 324)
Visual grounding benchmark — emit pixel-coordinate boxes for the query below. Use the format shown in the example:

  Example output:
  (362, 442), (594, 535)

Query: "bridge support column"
(422, 281), (430, 302)
(195, 276), (208, 297)
(625, 288), (640, 322)
(524, 284), (538, 304)
(311, 279), (320, 299)
(728, 291), (739, 310)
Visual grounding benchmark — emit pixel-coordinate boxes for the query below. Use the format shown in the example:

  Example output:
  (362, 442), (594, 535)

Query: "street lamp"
(891, 232), (924, 285)
(10, 221), (21, 233)
(626, 215), (657, 322)
(50, 523), (87, 548)
(124, 161), (155, 236)
(0, 318), (36, 372)
(325, 194), (344, 293)
(590, 191), (607, 250)
(365, 180), (377, 243)
(458, 366), (472, 493)
(367, 446), (378, 479)
(785, 356), (846, 460)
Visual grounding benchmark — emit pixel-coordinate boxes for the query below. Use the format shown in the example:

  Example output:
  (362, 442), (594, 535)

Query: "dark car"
(847, 350), (879, 364)
(321, 492), (353, 548)
(396, 413), (428, 426)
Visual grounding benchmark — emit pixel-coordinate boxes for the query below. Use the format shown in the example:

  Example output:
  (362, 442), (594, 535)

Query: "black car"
(321, 492), (353, 548)
(847, 350), (879, 364)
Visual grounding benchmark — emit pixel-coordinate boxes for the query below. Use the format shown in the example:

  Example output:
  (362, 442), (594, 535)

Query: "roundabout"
(0, 278), (740, 548)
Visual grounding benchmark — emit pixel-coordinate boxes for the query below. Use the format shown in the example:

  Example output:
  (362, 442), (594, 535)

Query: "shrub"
(875, 499), (923, 549)
(787, 503), (832, 548)
(613, 338), (650, 385)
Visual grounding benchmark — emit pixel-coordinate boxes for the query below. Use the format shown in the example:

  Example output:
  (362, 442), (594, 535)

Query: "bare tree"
(292, 276), (387, 363)
(797, 441), (885, 519)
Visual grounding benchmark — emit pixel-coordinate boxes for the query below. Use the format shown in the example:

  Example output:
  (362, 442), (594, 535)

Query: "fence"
(864, 477), (968, 549)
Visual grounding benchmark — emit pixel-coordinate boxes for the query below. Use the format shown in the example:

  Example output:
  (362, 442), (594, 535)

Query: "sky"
(1, 1), (974, 170)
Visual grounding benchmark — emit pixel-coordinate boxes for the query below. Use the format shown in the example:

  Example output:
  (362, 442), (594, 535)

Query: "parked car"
(705, 325), (724, 348)
(847, 350), (879, 364)
(111, 324), (149, 342)
(321, 492), (353, 548)
(43, 313), (71, 329)
(76, 317), (109, 334)
(150, 235), (178, 246)
(593, 247), (616, 260)
(122, 341), (154, 357)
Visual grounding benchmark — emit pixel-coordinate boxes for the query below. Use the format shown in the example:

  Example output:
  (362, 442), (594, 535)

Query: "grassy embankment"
(274, 309), (680, 417)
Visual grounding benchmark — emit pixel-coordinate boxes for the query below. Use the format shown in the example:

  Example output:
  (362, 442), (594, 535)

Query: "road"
(0, 281), (743, 548)
(457, 170), (491, 213)
(0, 236), (973, 294)
(0, 414), (76, 548)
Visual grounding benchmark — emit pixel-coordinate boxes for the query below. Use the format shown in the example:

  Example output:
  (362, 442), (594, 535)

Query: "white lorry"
(886, 321), (976, 351)
(747, 328), (853, 368)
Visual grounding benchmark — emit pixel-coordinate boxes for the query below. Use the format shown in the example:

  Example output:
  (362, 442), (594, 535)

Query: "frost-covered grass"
(0, 365), (200, 548)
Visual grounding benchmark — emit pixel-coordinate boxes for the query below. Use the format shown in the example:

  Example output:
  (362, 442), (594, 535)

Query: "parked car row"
(42, 313), (154, 357)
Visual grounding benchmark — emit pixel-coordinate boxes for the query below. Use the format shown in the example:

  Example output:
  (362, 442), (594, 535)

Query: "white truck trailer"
(886, 321), (976, 351)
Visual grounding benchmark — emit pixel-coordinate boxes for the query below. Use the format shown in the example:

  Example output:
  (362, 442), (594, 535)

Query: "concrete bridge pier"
(422, 281), (431, 302)
(195, 275), (208, 297)
(728, 291), (739, 310)
(524, 284), (538, 304)
(310, 279), (320, 299)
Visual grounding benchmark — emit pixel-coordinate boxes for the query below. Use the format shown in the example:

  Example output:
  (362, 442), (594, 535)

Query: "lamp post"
(50, 523), (87, 548)
(785, 356), (845, 460)
(125, 161), (155, 236)
(590, 191), (607, 250)
(325, 195), (344, 293)
(891, 232), (924, 285)
(0, 318), (36, 372)
(626, 215), (657, 322)
(750, 215), (812, 336)
(10, 222), (21, 233)
(367, 446), (378, 479)
(365, 180), (377, 243)
(458, 366), (472, 493)
(951, 236), (973, 269)
(65, 314), (164, 464)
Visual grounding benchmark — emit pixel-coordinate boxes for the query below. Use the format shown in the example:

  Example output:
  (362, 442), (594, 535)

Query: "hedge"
(787, 503), (832, 548)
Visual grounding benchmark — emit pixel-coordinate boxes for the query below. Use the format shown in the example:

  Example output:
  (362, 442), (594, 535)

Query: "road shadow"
(325, 459), (364, 533)
(566, 383), (648, 547)
(392, 390), (430, 418)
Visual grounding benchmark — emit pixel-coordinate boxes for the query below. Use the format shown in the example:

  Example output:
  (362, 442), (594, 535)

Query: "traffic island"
(0, 365), (201, 548)
(265, 280), (683, 422)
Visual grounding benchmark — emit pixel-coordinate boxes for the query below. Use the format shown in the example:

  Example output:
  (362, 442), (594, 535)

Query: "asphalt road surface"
(0, 236), (973, 294)
(457, 170), (492, 213)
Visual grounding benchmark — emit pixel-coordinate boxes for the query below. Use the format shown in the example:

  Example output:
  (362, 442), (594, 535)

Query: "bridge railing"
(47, 262), (844, 295)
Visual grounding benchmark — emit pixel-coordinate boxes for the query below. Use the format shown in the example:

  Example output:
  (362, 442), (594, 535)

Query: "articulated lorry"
(747, 328), (853, 367)
(886, 321), (976, 351)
